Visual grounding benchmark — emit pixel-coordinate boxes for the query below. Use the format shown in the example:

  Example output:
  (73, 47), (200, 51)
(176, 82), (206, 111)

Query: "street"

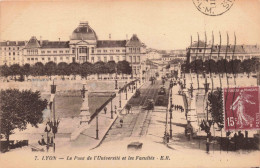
(103, 80), (165, 143)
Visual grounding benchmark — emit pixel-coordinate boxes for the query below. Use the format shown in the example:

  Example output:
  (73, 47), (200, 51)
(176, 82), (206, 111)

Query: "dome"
(70, 21), (97, 41)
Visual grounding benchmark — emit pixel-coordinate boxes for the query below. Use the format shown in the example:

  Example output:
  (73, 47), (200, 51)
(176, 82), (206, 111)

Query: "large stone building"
(0, 21), (146, 75)
(186, 41), (260, 63)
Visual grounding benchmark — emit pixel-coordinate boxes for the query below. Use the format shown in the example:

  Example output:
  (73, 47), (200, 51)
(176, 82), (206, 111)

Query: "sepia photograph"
(0, 0), (259, 167)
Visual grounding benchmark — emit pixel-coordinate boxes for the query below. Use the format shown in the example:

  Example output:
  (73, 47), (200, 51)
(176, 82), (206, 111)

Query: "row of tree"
(0, 60), (132, 79)
(181, 58), (259, 76)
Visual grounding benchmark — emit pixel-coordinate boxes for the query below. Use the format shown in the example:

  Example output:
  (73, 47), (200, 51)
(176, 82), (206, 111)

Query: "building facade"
(186, 41), (260, 63)
(0, 21), (146, 74)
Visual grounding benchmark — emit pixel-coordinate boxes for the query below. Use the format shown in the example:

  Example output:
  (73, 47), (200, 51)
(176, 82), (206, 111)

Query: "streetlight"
(96, 115), (99, 139)
(110, 96), (113, 119)
(115, 66), (118, 89)
(183, 67), (186, 88)
(125, 81), (128, 100)
(119, 87), (122, 108)
(169, 107), (173, 139)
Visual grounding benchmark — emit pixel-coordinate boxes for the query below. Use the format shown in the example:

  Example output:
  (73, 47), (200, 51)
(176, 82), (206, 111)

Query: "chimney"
(40, 36), (43, 45)
(109, 34), (111, 40)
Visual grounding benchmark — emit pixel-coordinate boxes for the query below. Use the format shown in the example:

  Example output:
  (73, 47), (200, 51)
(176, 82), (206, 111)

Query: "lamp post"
(131, 82), (134, 93)
(125, 81), (128, 100)
(169, 107), (173, 139)
(111, 96), (113, 119)
(115, 67), (118, 89)
(96, 115), (99, 139)
(119, 87), (122, 108)
(184, 67), (186, 88)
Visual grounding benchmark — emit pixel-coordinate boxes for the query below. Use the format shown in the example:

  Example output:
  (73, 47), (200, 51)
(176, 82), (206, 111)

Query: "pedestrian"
(120, 119), (123, 128)
(114, 105), (117, 114)
(104, 106), (107, 114)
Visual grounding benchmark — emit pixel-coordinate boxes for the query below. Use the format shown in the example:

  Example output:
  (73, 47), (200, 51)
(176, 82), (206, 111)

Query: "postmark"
(192, 0), (235, 16)
(223, 87), (260, 131)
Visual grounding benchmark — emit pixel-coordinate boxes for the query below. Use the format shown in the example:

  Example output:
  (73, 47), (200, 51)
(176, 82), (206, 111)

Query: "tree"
(117, 60), (132, 74)
(57, 62), (69, 79)
(216, 59), (228, 75)
(31, 62), (45, 76)
(0, 89), (48, 145)
(228, 59), (242, 74)
(79, 62), (93, 78)
(190, 59), (203, 73)
(68, 62), (80, 79)
(208, 88), (224, 128)
(204, 59), (216, 74)
(106, 60), (116, 74)
(22, 64), (31, 78)
(93, 61), (106, 78)
(45, 61), (57, 79)
(0, 64), (10, 78)
(9, 64), (21, 81)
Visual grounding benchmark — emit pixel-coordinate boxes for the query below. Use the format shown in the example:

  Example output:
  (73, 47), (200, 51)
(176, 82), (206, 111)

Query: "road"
(102, 80), (168, 143)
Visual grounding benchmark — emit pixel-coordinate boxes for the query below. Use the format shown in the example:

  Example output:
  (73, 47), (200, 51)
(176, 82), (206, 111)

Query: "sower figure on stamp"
(230, 90), (255, 128)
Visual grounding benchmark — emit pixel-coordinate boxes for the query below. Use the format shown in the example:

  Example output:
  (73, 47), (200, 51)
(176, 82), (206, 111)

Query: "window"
(72, 49), (75, 54)
(35, 58), (38, 61)
(31, 58), (34, 61)
(98, 56), (101, 61)
(17, 47), (19, 50)
(66, 50), (69, 53)
(110, 56), (113, 61)
(79, 48), (87, 53)
(41, 51), (45, 54)
(91, 57), (94, 63)
(48, 57), (51, 61)
(66, 57), (69, 60)
(92, 47), (94, 54)
(13, 58), (15, 60)
(59, 50), (63, 53)
(97, 50), (101, 53)
(13, 52), (15, 55)
(42, 58), (45, 61)
(110, 50), (114, 53)
(133, 56), (136, 63)
(47, 51), (51, 53)
(53, 51), (57, 53)
(60, 57), (63, 61)
(27, 58), (30, 61)
(104, 56), (107, 62)
(103, 50), (107, 53)
(116, 50), (120, 52)
(9, 47), (11, 50)
(9, 52), (11, 56)
(130, 48), (132, 53)
(54, 57), (57, 61)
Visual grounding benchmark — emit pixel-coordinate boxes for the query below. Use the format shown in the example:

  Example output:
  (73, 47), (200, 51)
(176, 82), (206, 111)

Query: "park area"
(0, 78), (132, 150)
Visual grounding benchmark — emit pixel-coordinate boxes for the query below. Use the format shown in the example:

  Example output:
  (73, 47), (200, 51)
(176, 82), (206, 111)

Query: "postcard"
(0, 0), (259, 167)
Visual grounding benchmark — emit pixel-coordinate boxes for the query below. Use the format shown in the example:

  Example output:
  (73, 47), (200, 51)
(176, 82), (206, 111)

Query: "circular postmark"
(192, 0), (235, 16)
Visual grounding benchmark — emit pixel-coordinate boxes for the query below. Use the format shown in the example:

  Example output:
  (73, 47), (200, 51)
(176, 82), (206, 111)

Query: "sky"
(0, 0), (260, 50)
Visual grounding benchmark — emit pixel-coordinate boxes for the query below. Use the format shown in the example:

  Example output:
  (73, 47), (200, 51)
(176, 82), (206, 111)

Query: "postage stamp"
(192, 0), (235, 16)
(223, 87), (260, 131)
